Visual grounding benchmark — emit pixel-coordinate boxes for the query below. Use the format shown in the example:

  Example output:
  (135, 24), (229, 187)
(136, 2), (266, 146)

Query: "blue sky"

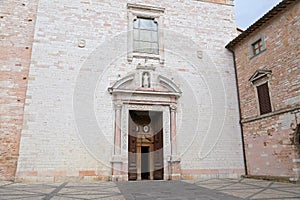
(235, 0), (282, 30)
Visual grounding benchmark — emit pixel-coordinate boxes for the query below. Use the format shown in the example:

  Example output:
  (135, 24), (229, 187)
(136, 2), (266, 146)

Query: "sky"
(235, 0), (282, 30)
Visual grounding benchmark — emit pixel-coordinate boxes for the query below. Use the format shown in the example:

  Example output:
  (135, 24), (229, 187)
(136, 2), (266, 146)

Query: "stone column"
(170, 104), (177, 156)
(114, 103), (122, 155)
(111, 103), (123, 181)
(169, 104), (181, 180)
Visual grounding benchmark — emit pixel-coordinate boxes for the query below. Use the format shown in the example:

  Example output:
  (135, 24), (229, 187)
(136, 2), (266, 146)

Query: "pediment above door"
(108, 71), (182, 98)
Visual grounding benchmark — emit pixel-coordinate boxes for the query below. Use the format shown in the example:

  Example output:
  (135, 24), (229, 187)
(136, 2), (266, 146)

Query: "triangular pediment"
(249, 69), (272, 82)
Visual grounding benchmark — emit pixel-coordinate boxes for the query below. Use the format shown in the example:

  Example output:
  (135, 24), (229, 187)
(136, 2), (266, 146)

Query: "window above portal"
(127, 3), (165, 63)
(133, 18), (158, 55)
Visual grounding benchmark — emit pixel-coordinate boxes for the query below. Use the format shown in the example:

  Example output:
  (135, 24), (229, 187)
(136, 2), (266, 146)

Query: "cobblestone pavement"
(0, 178), (299, 200)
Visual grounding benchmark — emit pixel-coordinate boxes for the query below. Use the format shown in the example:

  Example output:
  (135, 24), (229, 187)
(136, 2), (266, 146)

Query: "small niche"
(142, 72), (150, 88)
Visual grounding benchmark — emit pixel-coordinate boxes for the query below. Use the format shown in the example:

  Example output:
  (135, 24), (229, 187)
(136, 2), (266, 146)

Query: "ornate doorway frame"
(108, 73), (181, 181)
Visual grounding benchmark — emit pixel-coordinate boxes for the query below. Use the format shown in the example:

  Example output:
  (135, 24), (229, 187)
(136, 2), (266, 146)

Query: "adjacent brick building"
(0, 0), (39, 181)
(226, 0), (300, 182)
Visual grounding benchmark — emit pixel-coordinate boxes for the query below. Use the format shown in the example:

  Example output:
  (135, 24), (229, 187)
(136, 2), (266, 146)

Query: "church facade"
(0, 0), (245, 182)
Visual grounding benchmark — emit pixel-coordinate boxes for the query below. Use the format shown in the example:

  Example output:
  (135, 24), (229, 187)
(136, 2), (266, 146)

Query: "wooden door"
(141, 146), (150, 180)
(128, 113), (137, 180)
(153, 112), (163, 180)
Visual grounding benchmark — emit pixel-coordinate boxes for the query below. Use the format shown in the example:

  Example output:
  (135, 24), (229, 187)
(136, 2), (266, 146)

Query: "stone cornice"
(242, 105), (300, 124)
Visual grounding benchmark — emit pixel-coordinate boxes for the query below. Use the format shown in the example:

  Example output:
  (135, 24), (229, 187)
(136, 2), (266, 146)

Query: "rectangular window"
(252, 39), (263, 55)
(127, 3), (164, 63)
(133, 18), (158, 54)
(250, 35), (266, 58)
(257, 82), (272, 115)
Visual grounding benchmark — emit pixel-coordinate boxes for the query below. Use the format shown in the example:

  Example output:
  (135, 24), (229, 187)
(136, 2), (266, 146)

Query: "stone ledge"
(242, 105), (300, 124)
(293, 159), (300, 163)
(293, 168), (300, 172)
(194, 0), (234, 6)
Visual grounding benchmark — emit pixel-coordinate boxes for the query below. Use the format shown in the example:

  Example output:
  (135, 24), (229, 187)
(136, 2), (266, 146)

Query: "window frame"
(133, 17), (159, 55)
(252, 39), (263, 56)
(251, 74), (273, 116)
(256, 82), (272, 115)
(127, 3), (165, 63)
(249, 34), (266, 58)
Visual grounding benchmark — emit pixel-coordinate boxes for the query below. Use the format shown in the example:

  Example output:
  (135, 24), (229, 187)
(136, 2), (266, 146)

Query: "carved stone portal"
(108, 70), (182, 181)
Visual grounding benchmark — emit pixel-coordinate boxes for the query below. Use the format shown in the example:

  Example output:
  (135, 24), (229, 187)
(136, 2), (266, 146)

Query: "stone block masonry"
(1, 0), (245, 182)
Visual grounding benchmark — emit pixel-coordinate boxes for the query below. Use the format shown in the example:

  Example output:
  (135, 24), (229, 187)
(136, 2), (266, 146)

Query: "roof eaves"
(226, 0), (297, 50)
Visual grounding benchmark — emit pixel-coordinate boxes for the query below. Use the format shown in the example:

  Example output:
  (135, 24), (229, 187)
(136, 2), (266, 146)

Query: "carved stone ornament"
(143, 125), (150, 133)
(142, 72), (150, 88)
(78, 39), (86, 48)
(170, 104), (177, 111)
(197, 50), (203, 59)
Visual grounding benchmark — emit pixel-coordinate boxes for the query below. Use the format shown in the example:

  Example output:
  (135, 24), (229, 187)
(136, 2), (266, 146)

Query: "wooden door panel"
(128, 113), (137, 180)
(153, 113), (163, 180)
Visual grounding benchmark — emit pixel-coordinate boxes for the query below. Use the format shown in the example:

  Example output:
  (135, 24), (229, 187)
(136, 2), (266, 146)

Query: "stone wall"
(233, 1), (300, 180)
(0, 0), (39, 181)
(14, 0), (245, 182)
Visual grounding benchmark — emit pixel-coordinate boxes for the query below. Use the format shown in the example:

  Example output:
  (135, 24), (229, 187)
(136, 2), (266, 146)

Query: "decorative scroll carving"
(158, 75), (182, 94)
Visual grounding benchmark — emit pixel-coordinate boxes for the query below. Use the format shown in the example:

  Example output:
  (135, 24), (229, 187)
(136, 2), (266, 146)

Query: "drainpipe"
(228, 48), (248, 176)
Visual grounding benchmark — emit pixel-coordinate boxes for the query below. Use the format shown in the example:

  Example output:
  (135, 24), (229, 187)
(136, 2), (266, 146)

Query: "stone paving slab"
(116, 180), (243, 200)
(0, 182), (124, 200)
(0, 178), (299, 200)
(192, 178), (300, 200)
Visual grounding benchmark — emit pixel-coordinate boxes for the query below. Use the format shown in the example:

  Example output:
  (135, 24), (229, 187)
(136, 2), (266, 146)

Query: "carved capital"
(170, 104), (177, 111)
(114, 103), (122, 110)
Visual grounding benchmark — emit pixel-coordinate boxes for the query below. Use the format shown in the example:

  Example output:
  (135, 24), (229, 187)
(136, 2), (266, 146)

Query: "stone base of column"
(111, 155), (127, 182)
(111, 174), (128, 182)
(169, 155), (181, 180)
(171, 161), (181, 180)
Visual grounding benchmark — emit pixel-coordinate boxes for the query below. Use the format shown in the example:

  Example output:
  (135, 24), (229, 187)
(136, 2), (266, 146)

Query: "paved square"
(0, 178), (299, 200)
